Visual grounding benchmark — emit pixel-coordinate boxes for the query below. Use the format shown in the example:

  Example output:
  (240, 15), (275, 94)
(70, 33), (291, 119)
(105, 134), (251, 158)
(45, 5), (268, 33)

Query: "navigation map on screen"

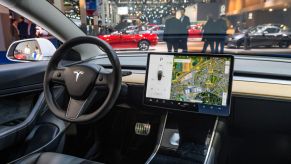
(145, 54), (233, 107)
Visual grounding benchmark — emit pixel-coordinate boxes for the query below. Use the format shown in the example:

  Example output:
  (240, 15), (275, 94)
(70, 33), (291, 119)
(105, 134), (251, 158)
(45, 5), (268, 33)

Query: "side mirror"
(6, 38), (56, 62)
(263, 31), (268, 35)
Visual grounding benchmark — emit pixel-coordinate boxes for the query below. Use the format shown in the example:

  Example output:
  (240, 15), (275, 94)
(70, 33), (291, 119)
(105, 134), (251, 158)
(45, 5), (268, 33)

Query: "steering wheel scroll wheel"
(44, 36), (122, 123)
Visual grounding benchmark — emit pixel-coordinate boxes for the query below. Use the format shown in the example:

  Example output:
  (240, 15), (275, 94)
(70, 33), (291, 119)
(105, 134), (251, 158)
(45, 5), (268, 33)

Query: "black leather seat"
(13, 152), (102, 164)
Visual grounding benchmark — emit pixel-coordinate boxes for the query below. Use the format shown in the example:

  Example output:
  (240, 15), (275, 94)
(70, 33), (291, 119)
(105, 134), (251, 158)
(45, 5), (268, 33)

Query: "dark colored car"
(227, 24), (291, 48)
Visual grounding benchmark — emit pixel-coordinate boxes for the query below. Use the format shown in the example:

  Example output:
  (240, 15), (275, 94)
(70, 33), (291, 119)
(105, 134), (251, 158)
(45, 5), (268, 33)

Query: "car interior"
(1, 0), (291, 164)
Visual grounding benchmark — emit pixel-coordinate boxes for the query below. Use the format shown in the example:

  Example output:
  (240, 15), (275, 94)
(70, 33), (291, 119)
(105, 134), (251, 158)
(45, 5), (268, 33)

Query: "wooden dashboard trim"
(122, 74), (291, 101)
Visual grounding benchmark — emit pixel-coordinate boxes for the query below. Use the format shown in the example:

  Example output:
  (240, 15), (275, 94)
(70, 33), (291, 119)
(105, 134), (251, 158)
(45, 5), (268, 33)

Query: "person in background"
(33, 46), (42, 60)
(244, 32), (250, 50)
(100, 26), (106, 35)
(24, 45), (31, 54)
(215, 15), (228, 54)
(10, 19), (19, 41)
(17, 16), (28, 39)
(103, 25), (113, 34)
(108, 25), (114, 34)
(97, 21), (104, 35)
(179, 8), (190, 52)
(202, 16), (215, 54)
(36, 26), (49, 37)
(27, 20), (36, 38)
(115, 19), (128, 32)
(137, 22), (143, 33)
(163, 9), (180, 52)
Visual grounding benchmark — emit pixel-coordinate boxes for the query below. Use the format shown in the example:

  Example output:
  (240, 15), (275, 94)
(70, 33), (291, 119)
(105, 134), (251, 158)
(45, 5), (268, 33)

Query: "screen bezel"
(143, 52), (234, 116)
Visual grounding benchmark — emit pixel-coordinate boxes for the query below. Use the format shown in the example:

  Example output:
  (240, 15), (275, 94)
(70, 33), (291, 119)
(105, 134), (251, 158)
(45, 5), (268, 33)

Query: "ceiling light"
(283, 8), (287, 12)
(269, 8), (273, 12)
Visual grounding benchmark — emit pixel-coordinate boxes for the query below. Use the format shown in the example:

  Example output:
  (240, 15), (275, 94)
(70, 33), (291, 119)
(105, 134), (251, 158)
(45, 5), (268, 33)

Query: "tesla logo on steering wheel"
(73, 70), (84, 82)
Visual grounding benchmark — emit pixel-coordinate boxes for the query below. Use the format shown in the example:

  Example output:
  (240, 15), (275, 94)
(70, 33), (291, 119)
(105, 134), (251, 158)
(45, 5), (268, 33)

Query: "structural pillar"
(0, 5), (11, 51)
(53, 0), (65, 13)
(79, 0), (87, 33)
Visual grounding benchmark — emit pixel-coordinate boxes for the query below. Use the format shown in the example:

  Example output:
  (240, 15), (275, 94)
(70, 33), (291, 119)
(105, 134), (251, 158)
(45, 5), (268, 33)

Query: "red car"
(98, 32), (158, 51)
(188, 25), (202, 38)
(14, 53), (27, 60)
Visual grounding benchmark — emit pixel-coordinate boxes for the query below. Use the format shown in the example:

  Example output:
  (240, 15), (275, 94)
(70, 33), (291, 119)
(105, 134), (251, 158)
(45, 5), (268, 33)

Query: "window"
(265, 28), (280, 34)
(2, 0), (291, 63)
(52, 0), (291, 55)
(0, 4), (62, 63)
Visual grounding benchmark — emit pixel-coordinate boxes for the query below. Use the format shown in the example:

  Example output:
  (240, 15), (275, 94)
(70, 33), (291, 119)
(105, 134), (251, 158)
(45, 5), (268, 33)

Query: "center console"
(147, 112), (220, 164)
(144, 53), (234, 164)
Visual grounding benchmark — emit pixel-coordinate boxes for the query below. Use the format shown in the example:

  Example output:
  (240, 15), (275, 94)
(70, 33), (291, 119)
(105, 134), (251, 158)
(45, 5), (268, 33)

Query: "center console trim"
(204, 117), (218, 164)
(146, 111), (168, 164)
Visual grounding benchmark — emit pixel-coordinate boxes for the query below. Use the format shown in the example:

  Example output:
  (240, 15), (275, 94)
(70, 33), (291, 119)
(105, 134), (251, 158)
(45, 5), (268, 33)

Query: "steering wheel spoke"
(66, 89), (98, 120)
(66, 98), (86, 119)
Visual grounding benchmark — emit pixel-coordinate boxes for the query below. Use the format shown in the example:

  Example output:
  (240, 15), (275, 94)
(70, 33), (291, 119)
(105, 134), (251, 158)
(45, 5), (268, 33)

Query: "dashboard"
(93, 53), (291, 101)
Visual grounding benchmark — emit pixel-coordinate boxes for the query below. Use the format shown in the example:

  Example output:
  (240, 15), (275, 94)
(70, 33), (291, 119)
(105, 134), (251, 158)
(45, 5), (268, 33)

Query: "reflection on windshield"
(54, 0), (291, 56)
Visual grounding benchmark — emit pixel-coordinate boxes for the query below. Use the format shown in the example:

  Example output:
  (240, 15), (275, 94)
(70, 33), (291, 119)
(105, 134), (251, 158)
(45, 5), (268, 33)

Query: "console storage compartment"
(148, 112), (224, 164)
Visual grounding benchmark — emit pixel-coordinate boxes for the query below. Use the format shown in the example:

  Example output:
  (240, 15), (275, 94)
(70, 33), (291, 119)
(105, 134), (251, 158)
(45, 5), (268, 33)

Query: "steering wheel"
(44, 36), (122, 123)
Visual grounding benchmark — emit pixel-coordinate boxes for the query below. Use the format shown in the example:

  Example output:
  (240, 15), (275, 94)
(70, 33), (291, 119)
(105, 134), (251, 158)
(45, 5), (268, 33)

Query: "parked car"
(121, 25), (149, 34)
(227, 24), (291, 48)
(140, 24), (203, 41)
(140, 25), (165, 41)
(146, 23), (157, 29)
(98, 31), (158, 51)
(188, 24), (202, 38)
(122, 26), (138, 34)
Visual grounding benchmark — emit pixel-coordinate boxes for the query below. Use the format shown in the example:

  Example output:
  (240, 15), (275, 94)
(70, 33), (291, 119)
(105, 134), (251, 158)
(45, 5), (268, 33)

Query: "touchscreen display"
(144, 53), (234, 116)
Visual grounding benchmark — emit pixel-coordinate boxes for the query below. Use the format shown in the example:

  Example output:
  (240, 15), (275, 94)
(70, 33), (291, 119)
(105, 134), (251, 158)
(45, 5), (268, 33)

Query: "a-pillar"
(53, 0), (65, 12)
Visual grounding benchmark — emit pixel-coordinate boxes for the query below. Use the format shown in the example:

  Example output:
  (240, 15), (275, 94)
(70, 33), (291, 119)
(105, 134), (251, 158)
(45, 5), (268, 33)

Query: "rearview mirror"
(6, 38), (56, 62)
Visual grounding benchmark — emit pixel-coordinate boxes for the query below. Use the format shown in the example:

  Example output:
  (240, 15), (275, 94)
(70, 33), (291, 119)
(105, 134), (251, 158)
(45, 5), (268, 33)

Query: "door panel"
(0, 61), (47, 96)
(250, 34), (266, 47)
(106, 34), (121, 49)
(0, 62), (48, 144)
(0, 94), (34, 126)
(120, 34), (138, 48)
(264, 34), (276, 45)
(0, 61), (65, 160)
(0, 92), (43, 151)
(264, 28), (280, 46)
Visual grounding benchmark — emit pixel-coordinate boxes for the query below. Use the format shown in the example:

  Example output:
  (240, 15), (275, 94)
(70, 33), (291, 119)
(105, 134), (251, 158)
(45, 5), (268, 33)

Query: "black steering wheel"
(44, 36), (122, 123)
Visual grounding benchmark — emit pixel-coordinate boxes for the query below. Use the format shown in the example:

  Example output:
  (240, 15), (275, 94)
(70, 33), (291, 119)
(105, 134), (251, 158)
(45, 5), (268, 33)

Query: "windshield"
(248, 26), (264, 34)
(48, 0), (291, 56)
(1, 0), (291, 65)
